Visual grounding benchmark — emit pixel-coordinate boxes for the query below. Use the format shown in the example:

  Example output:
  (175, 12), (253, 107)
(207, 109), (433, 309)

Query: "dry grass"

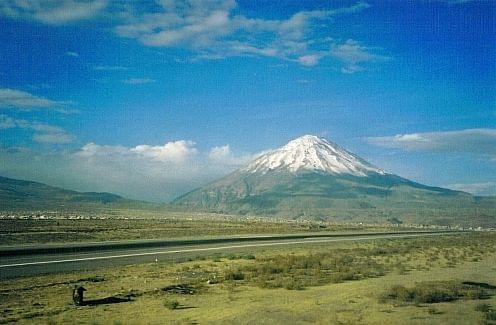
(1, 232), (495, 324)
(0, 216), (392, 245)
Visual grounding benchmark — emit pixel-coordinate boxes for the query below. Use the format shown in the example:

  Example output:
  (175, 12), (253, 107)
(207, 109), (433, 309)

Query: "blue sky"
(0, 0), (495, 201)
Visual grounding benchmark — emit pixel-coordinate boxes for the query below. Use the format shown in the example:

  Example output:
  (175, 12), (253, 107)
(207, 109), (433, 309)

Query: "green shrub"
(255, 277), (281, 289)
(283, 278), (305, 290)
(225, 270), (245, 281)
(259, 263), (284, 275)
(475, 303), (491, 313)
(412, 284), (459, 303)
(427, 307), (442, 315)
(242, 254), (256, 260)
(382, 281), (494, 304)
(486, 309), (496, 321)
(385, 285), (413, 302)
(164, 300), (180, 310)
(329, 271), (359, 283)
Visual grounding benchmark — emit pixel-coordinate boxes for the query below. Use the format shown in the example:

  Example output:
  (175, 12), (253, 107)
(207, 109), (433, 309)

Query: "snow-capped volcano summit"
(243, 135), (385, 176)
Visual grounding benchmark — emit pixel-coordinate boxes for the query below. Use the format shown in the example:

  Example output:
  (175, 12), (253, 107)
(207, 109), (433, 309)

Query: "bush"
(385, 285), (413, 302)
(427, 307), (442, 315)
(242, 254), (256, 260)
(412, 284), (459, 303)
(486, 309), (496, 321)
(382, 281), (494, 304)
(282, 277), (305, 290)
(475, 303), (491, 313)
(225, 270), (245, 281)
(164, 300), (180, 310)
(259, 263), (284, 275)
(255, 276), (282, 289)
(476, 303), (496, 322)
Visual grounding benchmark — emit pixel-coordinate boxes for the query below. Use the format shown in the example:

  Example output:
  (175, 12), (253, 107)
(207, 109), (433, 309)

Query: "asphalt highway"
(0, 231), (462, 279)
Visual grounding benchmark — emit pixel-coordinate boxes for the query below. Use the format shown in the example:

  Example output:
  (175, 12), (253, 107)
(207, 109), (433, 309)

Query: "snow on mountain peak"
(242, 135), (385, 176)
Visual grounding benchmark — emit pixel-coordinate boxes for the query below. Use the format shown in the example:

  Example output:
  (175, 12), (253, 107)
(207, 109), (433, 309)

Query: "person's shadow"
(81, 295), (131, 306)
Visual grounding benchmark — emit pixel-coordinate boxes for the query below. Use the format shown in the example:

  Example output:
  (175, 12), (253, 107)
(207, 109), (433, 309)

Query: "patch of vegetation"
(164, 233), (496, 292)
(476, 303), (492, 313)
(223, 253), (256, 261)
(427, 307), (443, 315)
(77, 276), (105, 283)
(164, 300), (180, 310)
(163, 284), (196, 295)
(241, 254), (256, 260)
(243, 251), (387, 289)
(225, 270), (245, 281)
(381, 281), (495, 304)
(476, 303), (496, 324)
(487, 310), (496, 323)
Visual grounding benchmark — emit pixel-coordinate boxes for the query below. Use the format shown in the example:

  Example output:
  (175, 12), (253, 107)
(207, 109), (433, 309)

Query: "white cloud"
(0, 114), (73, 144)
(115, 0), (236, 44)
(77, 142), (129, 157)
(65, 140), (253, 200)
(331, 39), (389, 73)
(341, 64), (364, 74)
(446, 182), (496, 196)
(0, 0), (108, 25)
(297, 55), (320, 67)
(65, 51), (79, 57)
(0, 115), (16, 129)
(0, 88), (57, 109)
(331, 39), (378, 62)
(122, 78), (156, 85)
(32, 132), (73, 144)
(208, 145), (231, 161)
(93, 65), (128, 71)
(78, 140), (198, 163)
(115, 1), (374, 67)
(367, 129), (496, 157)
(131, 141), (197, 162)
(0, 88), (71, 112)
(208, 144), (261, 166)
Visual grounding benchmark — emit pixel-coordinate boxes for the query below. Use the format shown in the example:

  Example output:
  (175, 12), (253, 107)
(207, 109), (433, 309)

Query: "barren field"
(0, 215), (413, 245)
(1, 232), (495, 324)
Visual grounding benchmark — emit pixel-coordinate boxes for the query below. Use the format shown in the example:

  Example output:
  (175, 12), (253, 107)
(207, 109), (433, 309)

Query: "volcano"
(174, 135), (495, 225)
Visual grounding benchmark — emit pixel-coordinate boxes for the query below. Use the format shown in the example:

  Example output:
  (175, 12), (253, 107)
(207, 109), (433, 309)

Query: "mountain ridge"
(0, 176), (151, 210)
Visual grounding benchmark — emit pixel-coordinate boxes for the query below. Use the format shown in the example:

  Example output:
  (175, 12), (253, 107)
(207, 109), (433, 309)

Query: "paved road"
(0, 231), (461, 279)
